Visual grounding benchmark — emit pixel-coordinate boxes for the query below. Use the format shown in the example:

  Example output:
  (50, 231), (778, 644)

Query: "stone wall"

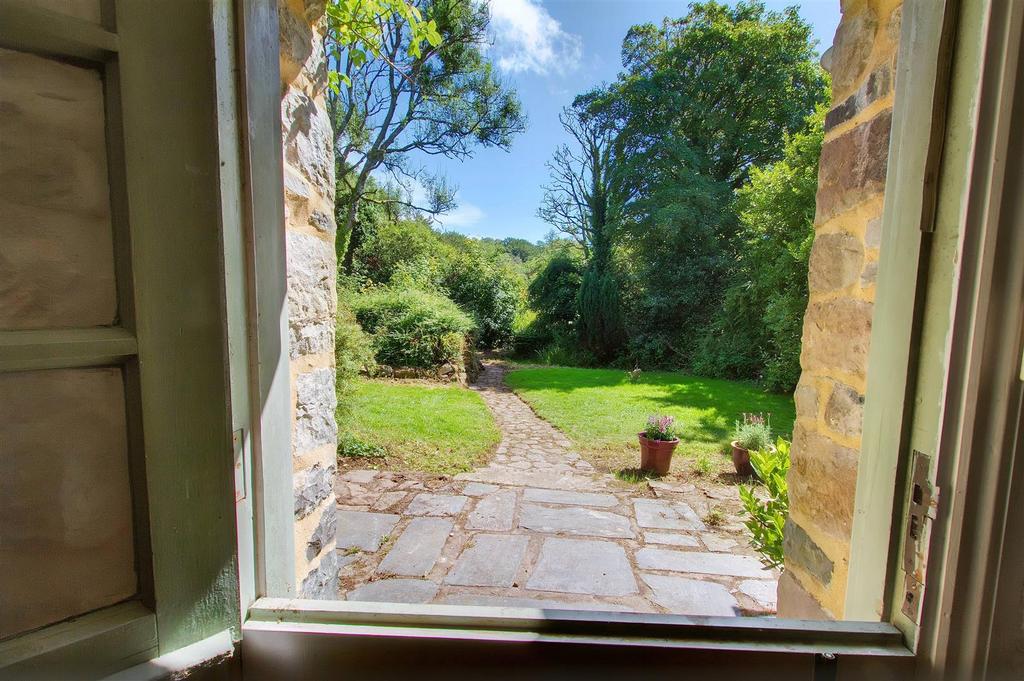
(279, 0), (339, 598)
(778, 0), (903, 620)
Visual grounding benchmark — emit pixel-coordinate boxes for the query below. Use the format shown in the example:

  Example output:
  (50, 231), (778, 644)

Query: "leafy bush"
(439, 251), (524, 348)
(352, 287), (476, 369)
(739, 438), (791, 569)
(643, 415), (678, 442)
(734, 413), (773, 451)
(335, 293), (377, 419)
(527, 248), (584, 336)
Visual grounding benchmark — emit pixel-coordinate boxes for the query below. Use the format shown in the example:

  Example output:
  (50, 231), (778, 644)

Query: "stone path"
(334, 362), (778, 616)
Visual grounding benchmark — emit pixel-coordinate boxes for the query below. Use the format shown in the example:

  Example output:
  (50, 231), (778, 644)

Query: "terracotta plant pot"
(638, 434), (679, 476)
(731, 440), (754, 477)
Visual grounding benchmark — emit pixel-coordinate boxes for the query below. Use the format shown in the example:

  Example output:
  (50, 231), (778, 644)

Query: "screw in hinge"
(814, 652), (838, 681)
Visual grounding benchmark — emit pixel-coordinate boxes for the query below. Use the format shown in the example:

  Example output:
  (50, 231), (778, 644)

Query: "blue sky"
(418, 0), (842, 242)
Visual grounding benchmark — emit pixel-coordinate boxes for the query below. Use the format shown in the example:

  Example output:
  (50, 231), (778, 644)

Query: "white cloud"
(486, 0), (583, 75)
(437, 200), (485, 230)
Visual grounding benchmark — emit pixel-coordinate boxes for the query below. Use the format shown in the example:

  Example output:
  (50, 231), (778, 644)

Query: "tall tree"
(328, 0), (526, 271)
(537, 96), (628, 360)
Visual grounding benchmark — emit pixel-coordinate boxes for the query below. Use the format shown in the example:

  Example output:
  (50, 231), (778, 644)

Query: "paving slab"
(346, 579), (439, 604)
(445, 534), (528, 587)
(336, 510), (399, 552)
(702, 533), (739, 552)
(523, 488), (618, 508)
(519, 503), (634, 539)
(377, 518), (452, 576)
(371, 491), (407, 511)
(341, 469), (378, 484)
(739, 579), (778, 609)
(526, 538), (637, 596)
(466, 488), (517, 531)
(634, 499), (706, 531)
(640, 574), (739, 616)
(644, 532), (700, 548)
(440, 594), (633, 612)
(406, 493), (468, 517)
(462, 482), (499, 496)
(636, 548), (773, 578)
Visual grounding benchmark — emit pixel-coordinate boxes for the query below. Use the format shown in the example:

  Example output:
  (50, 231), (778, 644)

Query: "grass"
(337, 379), (500, 476)
(504, 366), (795, 478)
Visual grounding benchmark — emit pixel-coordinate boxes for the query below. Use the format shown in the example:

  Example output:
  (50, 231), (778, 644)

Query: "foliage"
(325, 0), (441, 87)
(338, 432), (386, 459)
(505, 366), (795, 472)
(339, 379), (500, 475)
(352, 287), (475, 368)
(577, 259), (626, 363)
(553, 0), (830, 375)
(693, 451), (714, 476)
(739, 437), (791, 569)
(329, 0), (526, 272)
(643, 415), (678, 442)
(438, 250), (524, 347)
(695, 107), (825, 391)
(335, 290), (378, 418)
(703, 508), (726, 528)
(733, 413), (773, 451)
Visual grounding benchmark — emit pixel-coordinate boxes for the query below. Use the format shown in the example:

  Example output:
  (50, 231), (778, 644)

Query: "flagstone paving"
(334, 361), (778, 616)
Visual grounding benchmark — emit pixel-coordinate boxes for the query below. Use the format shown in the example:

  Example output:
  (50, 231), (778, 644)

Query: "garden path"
(333, 361), (779, 616)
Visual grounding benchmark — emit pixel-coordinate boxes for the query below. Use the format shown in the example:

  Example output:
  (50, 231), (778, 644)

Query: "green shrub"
(439, 251), (524, 348)
(734, 413), (773, 451)
(335, 295), (377, 419)
(739, 438), (791, 569)
(352, 287), (476, 369)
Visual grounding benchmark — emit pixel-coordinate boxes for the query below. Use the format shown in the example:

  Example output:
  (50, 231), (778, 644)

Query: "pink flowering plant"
(643, 415), (679, 442)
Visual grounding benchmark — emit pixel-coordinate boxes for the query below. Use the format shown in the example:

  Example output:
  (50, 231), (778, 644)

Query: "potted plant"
(731, 413), (773, 476)
(638, 415), (680, 476)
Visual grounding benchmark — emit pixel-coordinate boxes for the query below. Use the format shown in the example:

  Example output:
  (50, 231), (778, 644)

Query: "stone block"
(300, 550), (339, 599)
(527, 538), (637, 596)
(828, 6), (878, 96)
(739, 579), (778, 610)
(520, 503), (634, 539)
(824, 381), (865, 439)
(636, 548), (773, 578)
(644, 532), (700, 548)
(776, 570), (831, 620)
(467, 488), (517, 531)
(825, 63), (892, 131)
(808, 232), (864, 293)
(640, 574), (739, 616)
(783, 519), (834, 585)
(306, 502), (337, 560)
(293, 463), (334, 518)
(794, 378), (819, 422)
(788, 424), (859, 538)
(865, 215), (883, 249)
(346, 578), (438, 604)
(282, 88), (334, 200)
(289, 320), (334, 359)
(800, 298), (872, 377)
(286, 230), (335, 327)
(523, 488), (617, 507)
(634, 499), (705, 531)
(292, 367), (337, 452)
(336, 510), (399, 552)
(377, 518), (452, 577)
(407, 493), (468, 517)
(815, 109), (893, 224)
(445, 534), (528, 587)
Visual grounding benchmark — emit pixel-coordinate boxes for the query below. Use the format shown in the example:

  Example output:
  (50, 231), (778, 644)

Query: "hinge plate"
(901, 450), (933, 623)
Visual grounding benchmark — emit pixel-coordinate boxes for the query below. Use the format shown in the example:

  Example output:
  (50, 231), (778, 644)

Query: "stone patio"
(333, 362), (778, 616)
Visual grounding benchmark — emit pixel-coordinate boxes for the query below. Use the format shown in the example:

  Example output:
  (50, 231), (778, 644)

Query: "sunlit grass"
(338, 379), (500, 476)
(505, 366), (794, 477)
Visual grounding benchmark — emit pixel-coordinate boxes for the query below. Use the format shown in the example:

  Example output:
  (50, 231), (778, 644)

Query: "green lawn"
(504, 366), (795, 476)
(338, 379), (500, 475)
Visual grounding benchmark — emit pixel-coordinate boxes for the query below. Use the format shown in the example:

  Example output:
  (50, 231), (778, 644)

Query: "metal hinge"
(813, 652), (838, 681)
(901, 450), (938, 623)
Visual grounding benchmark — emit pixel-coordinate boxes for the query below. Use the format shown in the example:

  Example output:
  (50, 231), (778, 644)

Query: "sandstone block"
(808, 232), (865, 293)
(783, 519), (834, 585)
(800, 298), (872, 377)
(286, 230), (336, 326)
(815, 110), (893, 224)
(788, 423), (859, 538)
(824, 381), (865, 439)
(828, 7), (879, 97)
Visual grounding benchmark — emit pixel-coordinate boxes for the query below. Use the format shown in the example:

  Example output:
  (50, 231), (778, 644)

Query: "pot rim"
(731, 440), (777, 452)
(638, 433), (680, 444)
